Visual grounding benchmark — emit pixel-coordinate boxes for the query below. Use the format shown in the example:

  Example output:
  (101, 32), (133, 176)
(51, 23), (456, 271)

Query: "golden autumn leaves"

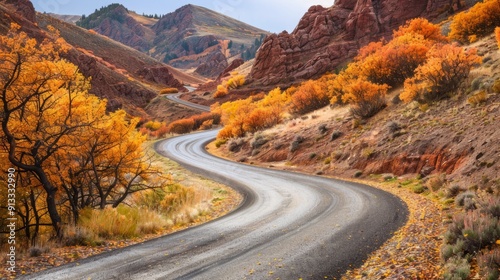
(0, 23), (165, 238)
(214, 17), (483, 139)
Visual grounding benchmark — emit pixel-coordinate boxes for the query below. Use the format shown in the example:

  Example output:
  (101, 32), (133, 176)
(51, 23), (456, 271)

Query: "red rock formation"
(136, 66), (184, 89)
(4, 0), (36, 22)
(93, 6), (153, 52)
(217, 58), (244, 80)
(250, 0), (467, 86)
(194, 50), (228, 77)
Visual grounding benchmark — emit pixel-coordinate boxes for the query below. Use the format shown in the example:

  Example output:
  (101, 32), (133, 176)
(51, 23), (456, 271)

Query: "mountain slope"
(77, 4), (155, 52)
(0, 0), (204, 120)
(250, 0), (479, 86)
(76, 4), (269, 78)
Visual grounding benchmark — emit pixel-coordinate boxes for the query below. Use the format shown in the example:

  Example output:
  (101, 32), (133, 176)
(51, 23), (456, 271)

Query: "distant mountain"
(47, 13), (80, 24)
(76, 4), (269, 78)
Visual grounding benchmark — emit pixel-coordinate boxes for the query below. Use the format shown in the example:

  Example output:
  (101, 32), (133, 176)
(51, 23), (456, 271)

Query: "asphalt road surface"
(165, 91), (210, 112)
(26, 129), (407, 280)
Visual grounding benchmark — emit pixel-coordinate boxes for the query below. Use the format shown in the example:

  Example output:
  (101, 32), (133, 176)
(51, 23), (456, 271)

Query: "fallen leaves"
(342, 177), (450, 279)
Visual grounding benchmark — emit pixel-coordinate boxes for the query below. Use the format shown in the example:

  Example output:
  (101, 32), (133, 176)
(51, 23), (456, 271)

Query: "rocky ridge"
(77, 4), (269, 78)
(250, 0), (471, 86)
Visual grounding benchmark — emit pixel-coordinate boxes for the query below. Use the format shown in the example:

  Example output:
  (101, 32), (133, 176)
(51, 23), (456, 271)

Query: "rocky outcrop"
(84, 5), (153, 52)
(65, 49), (157, 113)
(136, 66), (184, 89)
(217, 58), (244, 80)
(250, 0), (468, 86)
(4, 0), (36, 22)
(194, 50), (228, 77)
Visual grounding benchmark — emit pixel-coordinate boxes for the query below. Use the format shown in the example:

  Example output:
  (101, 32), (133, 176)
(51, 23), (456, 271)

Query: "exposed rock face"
(194, 50), (228, 77)
(93, 6), (153, 52)
(4, 0), (36, 22)
(250, 0), (467, 86)
(136, 66), (184, 89)
(217, 58), (244, 80)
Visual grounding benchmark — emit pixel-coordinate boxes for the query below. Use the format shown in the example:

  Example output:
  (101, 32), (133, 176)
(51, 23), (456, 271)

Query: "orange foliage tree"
(400, 43), (482, 103)
(0, 24), (164, 239)
(449, 0), (500, 43)
(393, 18), (448, 42)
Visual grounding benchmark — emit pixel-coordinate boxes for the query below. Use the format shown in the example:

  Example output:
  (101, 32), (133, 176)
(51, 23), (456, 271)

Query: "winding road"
(26, 93), (408, 279)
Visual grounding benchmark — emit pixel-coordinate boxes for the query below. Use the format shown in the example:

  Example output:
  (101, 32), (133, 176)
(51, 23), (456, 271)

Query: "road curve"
(27, 129), (407, 280)
(166, 92), (210, 112)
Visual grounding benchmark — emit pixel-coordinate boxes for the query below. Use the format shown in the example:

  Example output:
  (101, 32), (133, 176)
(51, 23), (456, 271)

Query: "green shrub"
(443, 257), (470, 280)
(478, 248), (500, 280)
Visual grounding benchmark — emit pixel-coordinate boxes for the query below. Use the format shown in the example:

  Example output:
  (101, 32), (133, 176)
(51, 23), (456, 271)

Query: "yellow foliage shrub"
(213, 74), (246, 98)
(168, 118), (195, 134)
(449, 0), (500, 43)
(341, 78), (389, 118)
(144, 120), (163, 131)
(400, 44), (481, 103)
(159, 87), (179, 94)
(290, 80), (330, 115)
(215, 88), (290, 139)
(214, 84), (229, 98)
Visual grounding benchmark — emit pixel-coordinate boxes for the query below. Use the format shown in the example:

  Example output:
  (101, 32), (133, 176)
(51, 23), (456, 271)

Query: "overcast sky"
(32, 0), (334, 33)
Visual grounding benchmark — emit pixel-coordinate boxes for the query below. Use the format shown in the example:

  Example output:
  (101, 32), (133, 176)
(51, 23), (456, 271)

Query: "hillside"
(208, 0), (500, 277)
(249, 0), (481, 86)
(76, 4), (269, 78)
(220, 33), (500, 188)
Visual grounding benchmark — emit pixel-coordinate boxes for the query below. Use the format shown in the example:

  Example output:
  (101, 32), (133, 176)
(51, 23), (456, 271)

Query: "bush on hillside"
(341, 78), (389, 119)
(289, 80), (330, 115)
(448, 0), (500, 43)
(400, 44), (481, 103)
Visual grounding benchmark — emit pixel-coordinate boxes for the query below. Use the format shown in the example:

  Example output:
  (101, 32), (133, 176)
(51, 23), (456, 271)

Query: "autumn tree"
(0, 24), (90, 236)
(53, 110), (166, 224)
(354, 18), (446, 87)
(0, 24), (164, 239)
(400, 44), (482, 103)
(217, 98), (255, 138)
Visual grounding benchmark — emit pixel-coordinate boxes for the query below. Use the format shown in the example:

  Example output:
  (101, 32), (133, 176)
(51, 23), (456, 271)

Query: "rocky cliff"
(250, 0), (469, 86)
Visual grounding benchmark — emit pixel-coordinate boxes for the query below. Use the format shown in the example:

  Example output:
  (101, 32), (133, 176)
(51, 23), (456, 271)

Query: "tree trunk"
(30, 190), (40, 246)
(45, 187), (62, 238)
